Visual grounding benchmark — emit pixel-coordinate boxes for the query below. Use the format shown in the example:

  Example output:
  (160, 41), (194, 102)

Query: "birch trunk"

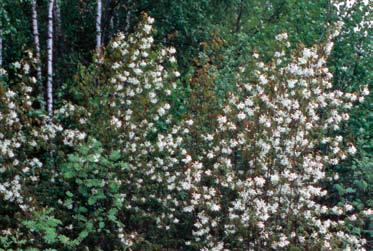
(31, 0), (42, 84)
(47, 0), (55, 117)
(96, 0), (102, 52)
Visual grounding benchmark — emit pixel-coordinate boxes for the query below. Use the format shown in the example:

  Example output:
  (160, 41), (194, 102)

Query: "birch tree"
(31, 0), (41, 83)
(47, 0), (55, 116)
(96, 0), (102, 52)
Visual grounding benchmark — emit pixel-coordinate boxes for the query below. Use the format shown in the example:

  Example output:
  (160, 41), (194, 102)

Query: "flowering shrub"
(160, 28), (371, 250)
(0, 15), (371, 250)
(0, 52), (63, 248)
(48, 14), (183, 249)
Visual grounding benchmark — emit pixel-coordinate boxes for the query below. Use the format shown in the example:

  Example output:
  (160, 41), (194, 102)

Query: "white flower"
(13, 62), (21, 69)
(259, 75), (268, 85)
(211, 203), (221, 211)
(147, 16), (155, 24)
(158, 107), (166, 116)
(361, 86), (369, 96)
(237, 112), (246, 120)
(345, 204), (353, 211)
(186, 119), (194, 126)
(133, 68), (143, 75)
(30, 77), (37, 83)
(270, 174), (280, 185)
(111, 117), (122, 128)
(254, 177), (266, 187)
(164, 103), (171, 110)
(143, 24), (152, 33)
(182, 155), (192, 164)
(5, 91), (16, 98)
(168, 47), (176, 54)
(287, 79), (297, 88)
(169, 56), (176, 63)
(217, 116), (227, 124)
(347, 145), (357, 155)
(302, 48), (312, 59)
(112, 41), (119, 48)
(275, 32), (288, 41)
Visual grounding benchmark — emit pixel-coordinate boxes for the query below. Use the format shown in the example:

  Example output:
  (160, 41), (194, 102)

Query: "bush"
(0, 15), (371, 250)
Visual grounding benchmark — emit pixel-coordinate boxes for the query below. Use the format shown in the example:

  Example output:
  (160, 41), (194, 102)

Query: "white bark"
(31, 0), (42, 83)
(96, 0), (102, 52)
(47, 0), (55, 117)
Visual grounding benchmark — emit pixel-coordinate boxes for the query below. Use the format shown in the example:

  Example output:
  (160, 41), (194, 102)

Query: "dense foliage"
(0, 0), (372, 250)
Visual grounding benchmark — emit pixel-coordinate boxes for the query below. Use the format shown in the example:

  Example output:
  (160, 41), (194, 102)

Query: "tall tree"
(47, 0), (55, 116)
(31, 0), (41, 84)
(96, 0), (102, 52)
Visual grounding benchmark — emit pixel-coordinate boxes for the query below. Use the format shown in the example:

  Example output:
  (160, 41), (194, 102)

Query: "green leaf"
(109, 181), (120, 193)
(354, 180), (368, 191)
(44, 228), (58, 244)
(67, 154), (80, 163)
(346, 187), (356, 194)
(63, 170), (75, 179)
(88, 197), (96, 206)
(109, 150), (121, 161)
(119, 162), (129, 170)
(108, 208), (118, 222)
(334, 184), (345, 195)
